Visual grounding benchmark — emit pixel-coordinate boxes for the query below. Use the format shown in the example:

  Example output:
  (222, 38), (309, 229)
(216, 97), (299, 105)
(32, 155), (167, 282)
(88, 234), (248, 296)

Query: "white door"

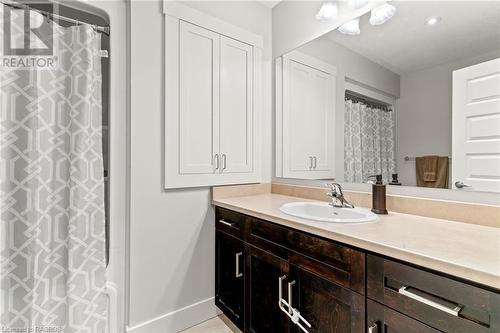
(178, 21), (220, 174)
(452, 58), (500, 193)
(282, 55), (335, 179)
(219, 36), (253, 173)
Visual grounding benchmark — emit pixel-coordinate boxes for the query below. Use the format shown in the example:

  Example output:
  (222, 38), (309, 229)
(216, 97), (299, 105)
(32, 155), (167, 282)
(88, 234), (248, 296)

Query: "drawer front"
(367, 255), (500, 333)
(216, 207), (245, 239)
(247, 216), (365, 294)
(367, 299), (442, 333)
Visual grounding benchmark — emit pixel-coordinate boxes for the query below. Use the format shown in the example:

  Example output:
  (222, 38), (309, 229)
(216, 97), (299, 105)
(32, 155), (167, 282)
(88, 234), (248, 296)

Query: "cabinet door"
(289, 265), (365, 333)
(367, 299), (442, 333)
(245, 245), (291, 333)
(178, 21), (219, 174)
(283, 57), (335, 179)
(219, 36), (253, 174)
(216, 231), (244, 329)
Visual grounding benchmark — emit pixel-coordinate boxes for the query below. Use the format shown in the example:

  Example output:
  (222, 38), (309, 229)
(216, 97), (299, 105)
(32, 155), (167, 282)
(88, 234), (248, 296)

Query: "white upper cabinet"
(164, 3), (262, 188)
(219, 36), (253, 174)
(277, 51), (336, 179)
(178, 22), (220, 175)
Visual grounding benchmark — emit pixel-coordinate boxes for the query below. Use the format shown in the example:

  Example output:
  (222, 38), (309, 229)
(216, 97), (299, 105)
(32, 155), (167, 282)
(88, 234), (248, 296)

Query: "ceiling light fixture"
(369, 3), (397, 25)
(347, 0), (369, 9)
(425, 16), (442, 26)
(338, 18), (361, 35)
(316, 2), (339, 22)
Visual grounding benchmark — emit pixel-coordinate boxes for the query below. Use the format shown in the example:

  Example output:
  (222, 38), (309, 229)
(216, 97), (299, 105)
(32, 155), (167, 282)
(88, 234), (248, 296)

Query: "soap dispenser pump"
(368, 175), (388, 215)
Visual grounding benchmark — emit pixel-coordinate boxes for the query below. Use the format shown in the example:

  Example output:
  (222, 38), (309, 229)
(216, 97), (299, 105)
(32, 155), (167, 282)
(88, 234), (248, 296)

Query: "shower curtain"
(0, 15), (107, 333)
(344, 99), (396, 184)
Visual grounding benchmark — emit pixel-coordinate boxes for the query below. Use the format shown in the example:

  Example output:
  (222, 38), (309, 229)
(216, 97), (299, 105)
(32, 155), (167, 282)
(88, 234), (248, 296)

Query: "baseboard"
(126, 297), (218, 333)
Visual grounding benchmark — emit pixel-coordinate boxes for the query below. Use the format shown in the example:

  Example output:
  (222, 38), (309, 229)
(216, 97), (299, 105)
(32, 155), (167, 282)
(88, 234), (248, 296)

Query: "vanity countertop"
(213, 193), (500, 290)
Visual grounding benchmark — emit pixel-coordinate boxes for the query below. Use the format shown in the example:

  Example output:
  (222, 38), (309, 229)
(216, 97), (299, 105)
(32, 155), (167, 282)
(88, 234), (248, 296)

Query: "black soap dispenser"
(368, 175), (388, 215)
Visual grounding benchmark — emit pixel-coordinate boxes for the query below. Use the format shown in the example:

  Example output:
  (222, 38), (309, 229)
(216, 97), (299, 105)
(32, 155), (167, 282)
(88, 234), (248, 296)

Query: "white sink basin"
(280, 202), (378, 223)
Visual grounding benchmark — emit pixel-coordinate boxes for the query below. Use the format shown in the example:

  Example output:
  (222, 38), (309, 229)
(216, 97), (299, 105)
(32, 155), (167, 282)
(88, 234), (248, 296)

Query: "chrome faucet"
(325, 183), (354, 208)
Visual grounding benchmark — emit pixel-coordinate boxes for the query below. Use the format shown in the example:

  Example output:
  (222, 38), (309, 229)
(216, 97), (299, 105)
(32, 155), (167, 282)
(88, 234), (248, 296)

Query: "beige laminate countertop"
(213, 193), (500, 290)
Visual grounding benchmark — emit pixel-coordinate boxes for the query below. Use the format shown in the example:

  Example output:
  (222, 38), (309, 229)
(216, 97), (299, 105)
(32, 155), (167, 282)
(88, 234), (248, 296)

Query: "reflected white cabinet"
(276, 51), (336, 179)
(164, 5), (262, 189)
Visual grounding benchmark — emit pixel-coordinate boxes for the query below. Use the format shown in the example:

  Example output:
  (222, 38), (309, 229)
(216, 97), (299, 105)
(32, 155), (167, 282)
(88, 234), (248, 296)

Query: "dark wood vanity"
(215, 207), (500, 333)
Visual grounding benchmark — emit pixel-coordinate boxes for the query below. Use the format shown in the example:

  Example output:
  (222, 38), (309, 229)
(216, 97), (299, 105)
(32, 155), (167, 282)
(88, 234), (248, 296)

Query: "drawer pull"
(219, 219), (235, 227)
(398, 286), (462, 317)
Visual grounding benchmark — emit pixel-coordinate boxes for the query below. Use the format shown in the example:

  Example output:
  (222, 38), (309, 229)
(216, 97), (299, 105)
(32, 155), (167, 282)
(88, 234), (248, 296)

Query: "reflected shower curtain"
(344, 99), (396, 184)
(0, 19), (107, 332)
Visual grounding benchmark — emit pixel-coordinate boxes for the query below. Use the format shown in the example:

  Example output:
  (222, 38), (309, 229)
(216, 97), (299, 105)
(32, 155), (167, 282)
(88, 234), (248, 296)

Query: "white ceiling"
(258, 0), (282, 9)
(326, 1), (500, 74)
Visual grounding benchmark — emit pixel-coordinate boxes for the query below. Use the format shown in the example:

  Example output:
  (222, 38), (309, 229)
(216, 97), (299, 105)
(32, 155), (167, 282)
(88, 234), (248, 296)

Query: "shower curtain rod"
(345, 90), (392, 112)
(1, 1), (110, 35)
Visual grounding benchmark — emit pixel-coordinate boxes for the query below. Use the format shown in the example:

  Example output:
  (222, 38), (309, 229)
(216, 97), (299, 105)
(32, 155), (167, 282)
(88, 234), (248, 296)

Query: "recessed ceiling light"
(425, 16), (442, 26)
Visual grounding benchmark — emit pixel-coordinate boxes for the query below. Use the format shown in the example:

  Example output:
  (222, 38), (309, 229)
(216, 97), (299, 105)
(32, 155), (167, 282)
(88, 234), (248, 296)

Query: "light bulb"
(369, 3), (397, 25)
(316, 2), (338, 22)
(347, 0), (369, 9)
(338, 18), (360, 35)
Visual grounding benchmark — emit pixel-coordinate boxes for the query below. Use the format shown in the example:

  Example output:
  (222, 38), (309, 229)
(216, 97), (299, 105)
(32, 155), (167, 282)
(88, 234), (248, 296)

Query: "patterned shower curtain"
(0, 16), (107, 333)
(344, 99), (396, 184)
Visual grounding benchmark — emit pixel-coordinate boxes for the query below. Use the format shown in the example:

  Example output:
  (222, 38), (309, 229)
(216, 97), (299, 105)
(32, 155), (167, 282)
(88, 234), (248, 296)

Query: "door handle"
(398, 286), (462, 316)
(308, 156), (313, 169)
(235, 252), (243, 278)
(313, 156), (317, 169)
(214, 154), (219, 170)
(454, 181), (471, 189)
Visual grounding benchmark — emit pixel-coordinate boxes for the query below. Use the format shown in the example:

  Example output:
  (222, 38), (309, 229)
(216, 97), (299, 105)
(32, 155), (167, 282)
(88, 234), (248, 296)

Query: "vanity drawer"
(247, 216), (365, 294)
(367, 255), (500, 333)
(216, 207), (245, 239)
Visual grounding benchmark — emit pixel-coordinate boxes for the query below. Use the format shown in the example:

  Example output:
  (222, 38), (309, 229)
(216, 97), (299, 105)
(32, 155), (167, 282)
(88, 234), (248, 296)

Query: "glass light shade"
(369, 3), (397, 25)
(347, 0), (370, 9)
(338, 18), (360, 35)
(316, 2), (339, 22)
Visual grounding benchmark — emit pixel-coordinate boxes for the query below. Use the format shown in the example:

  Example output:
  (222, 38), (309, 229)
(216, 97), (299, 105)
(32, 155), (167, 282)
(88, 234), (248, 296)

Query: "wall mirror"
(275, 1), (500, 193)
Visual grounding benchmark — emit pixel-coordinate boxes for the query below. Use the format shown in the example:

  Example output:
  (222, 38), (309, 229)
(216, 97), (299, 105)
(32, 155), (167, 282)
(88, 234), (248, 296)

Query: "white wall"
(397, 50), (500, 187)
(293, 36), (400, 182)
(128, 1), (272, 332)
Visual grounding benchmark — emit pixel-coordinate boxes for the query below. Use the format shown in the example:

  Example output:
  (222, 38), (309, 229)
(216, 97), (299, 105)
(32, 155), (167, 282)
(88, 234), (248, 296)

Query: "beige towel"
(416, 155), (439, 182)
(416, 156), (449, 188)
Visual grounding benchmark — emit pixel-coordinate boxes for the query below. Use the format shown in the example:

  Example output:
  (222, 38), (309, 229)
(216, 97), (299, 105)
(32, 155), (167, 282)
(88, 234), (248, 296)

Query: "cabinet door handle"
(214, 154), (219, 170)
(278, 276), (312, 333)
(222, 154), (227, 170)
(368, 323), (378, 333)
(308, 156), (313, 169)
(278, 275), (287, 308)
(313, 156), (317, 169)
(398, 286), (462, 317)
(235, 252), (243, 278)
(218, 219), (235, 227)
(287, 280), (296, 315)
